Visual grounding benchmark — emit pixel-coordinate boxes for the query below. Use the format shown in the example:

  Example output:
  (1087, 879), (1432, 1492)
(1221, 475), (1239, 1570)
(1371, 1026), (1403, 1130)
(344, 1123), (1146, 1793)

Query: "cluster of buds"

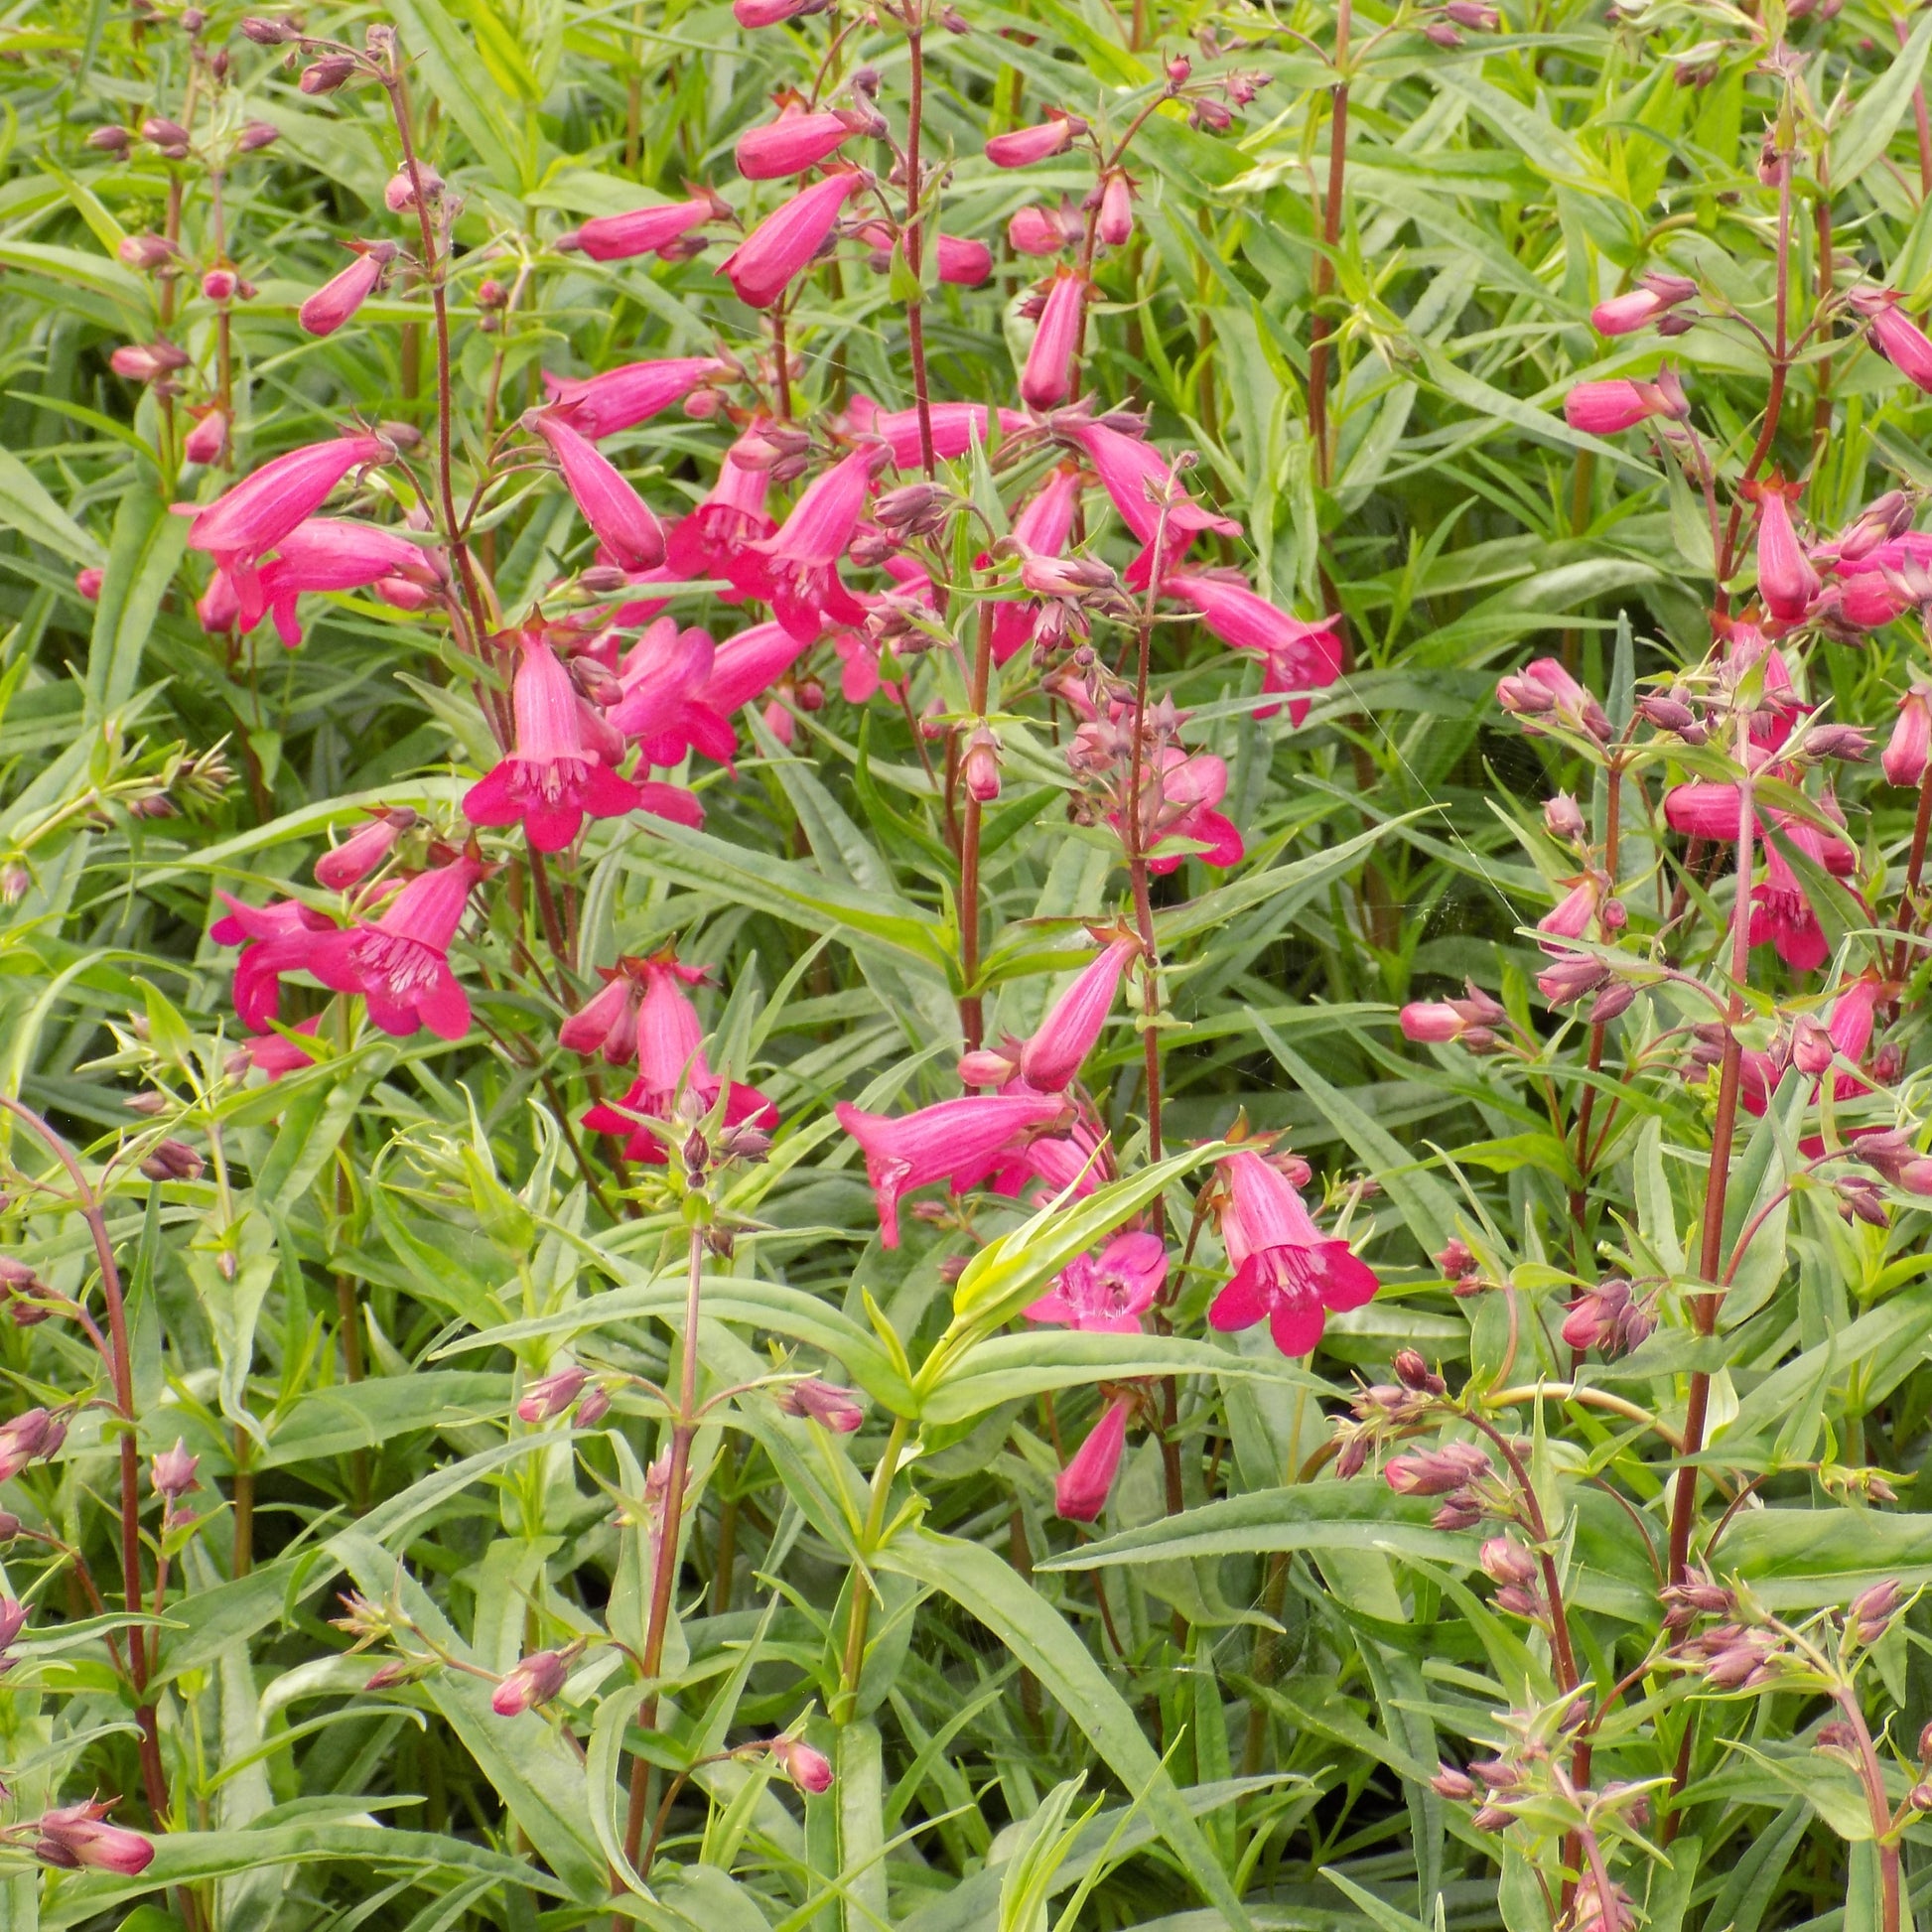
(515, 1363), (613, 1429)
(1536, 948), (1635, 1026)
(1560, 1278), (1656, 1356)
(0, 1406), (68, 1484)
(1421, 0), (1501, 46)
(1398, 979), (1508, 1053)
(1382, 1438), (1501, 1529)
(492, 1638), (587, 1717)
(1854, 1128), (1932, 1196)
(1436, 1237), (1490, 1297)
(1332, 1350), (1449, 1474)
(1478, 1535), (1546, 1620)
(12, 1801), (154, 1875)
(773, 1377), (866, 1432)
(0, 1258), (52, 1328)
(138, 1137), (206, 1183)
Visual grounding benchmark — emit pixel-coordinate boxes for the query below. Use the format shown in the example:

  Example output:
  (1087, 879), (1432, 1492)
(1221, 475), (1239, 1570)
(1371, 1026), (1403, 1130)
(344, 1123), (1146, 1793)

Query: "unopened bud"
(1543, 792), (1586, 842)
(239, 14), (298, 40)
(1392, 1348), (1445, 1394)
(300, 56), (356, 93)
(85, 125), (131, 152)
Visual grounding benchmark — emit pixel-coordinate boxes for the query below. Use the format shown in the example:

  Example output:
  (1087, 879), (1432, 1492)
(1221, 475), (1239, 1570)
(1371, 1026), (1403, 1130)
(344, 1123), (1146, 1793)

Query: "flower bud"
(1851, 1579), (1903, 1642)
(1431, 1762), (1475, 1801)
(237, 120), (281, 152)
(1399, 1002), (1466, 1043)
(385, 165), (441, 212)
(774, 1378), (865, 1432)
(118, 233), (178, 272)
(1537, 953), (1609, 1007)
(240, 14), (298, 41)
(963, 726), (1002, 804)
(1587, 981), (1635, 1026)
(142, 117), (191, 148)
(86, 125), (130, 152)
(1392, 1348), (1445, 1394)
(1437, 1238), (1478, 1280)
(300, 56), (356, 93)
(149, 1438), (201, 1500)
(139, 1139), (205, 1181)
(769, 1735), (835, 1792)
(491, 1648), (571, 1716)
(1543, 792), (1586, 842)
(1385, 1442), (1491, 1496)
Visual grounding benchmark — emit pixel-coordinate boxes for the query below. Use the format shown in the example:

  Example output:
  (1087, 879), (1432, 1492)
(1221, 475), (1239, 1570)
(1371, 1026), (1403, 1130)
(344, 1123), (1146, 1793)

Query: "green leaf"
(0, 447), (102, 567)
(86, 486), (187, 718)
(1831, 12), (1932, 187)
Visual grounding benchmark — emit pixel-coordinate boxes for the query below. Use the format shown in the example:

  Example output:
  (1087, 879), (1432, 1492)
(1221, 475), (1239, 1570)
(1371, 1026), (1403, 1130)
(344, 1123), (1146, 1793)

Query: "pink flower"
(1021, 270), (1085, 411)
(1055, 1395), (1131, 1520)
(583, 956), (779, 1164)
(1851, 288), (1932, 392)
(466, 636), (646, 851)
(1025, 1229), (1167, 1332)
(1065, 421), (1240, 586)
(150, 1439), (201, 1500)
(719, 172), (862, 310)
(541, 356), (726, 439)
(1115, 746), (1244, 874)
(663, 433), (777, 580)
(110, 342), (189, 382)
(1886, 686), (1932, 787)
(315, 808), (414, 891)
(565, 198), (712, 263)
(1744, 479), (1819, 622)
(0, 1408), (57, 1482)
(304, 854), (484, 1038)
(527, 411), (665, 571)
(248, 517), (444, 646)
(936, 235), (993, 286)
(1095, 172), (1134, 246)
(608, 621), (734, 765)
(1009, 203), (1080, 255)
(1538, 874), (1601, 945)
(1589, 271), (1696, 336)
(986, 117), (1076, 166)
(834, 1091), (1066, 1245)
(1207, 1151), (1379, 1356)
(298, 243), (394, 337)
(32, 1803), (153, 1875)
(735, 0), (817, 25)
(182, 408), (227, 466)
(1496, 656), (1611, 741)
(846, 395), (1028, 469)
(737, 106), (856, 180)
(1018, 938), (1138, 1090)
(705, 620), (813, 715)
(210, 893), (335, 1031)
(1166, 573), (1341, 725)
(993, 467), (1083, 663)
(230, 1015), (325, 1081)
(1561, 370), (1689, 434)
(175, 433), (392, 612)
(198, 569), (240, 633)
(561, 970), (642, 1063)
(1400, 1002), (1469, 1043)
(517, 1365), (588, 1423)
(752, 445), (885, 640)
(74, 568), (103, 601)
(768, 1735), (835, 1792)
(491, 1649), (570, 1716)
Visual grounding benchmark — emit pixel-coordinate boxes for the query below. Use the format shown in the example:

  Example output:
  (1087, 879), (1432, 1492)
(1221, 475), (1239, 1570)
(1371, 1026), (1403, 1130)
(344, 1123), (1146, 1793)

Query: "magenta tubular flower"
(1118, 747), (1244, 875)
(1208, 1151), (1380, 1356)
(1400, 1002), (1468, 1043)
(719, 171), (862, 310)
(175, 433), (391, 611)
(1538, 875), (1600, 944)
(664, 435), (777, 579)
(250, 517), (444, 646)
(1590, 288), (1669, 335)
(1055, 1395), (1132, 1521)
(298, 245), (392, 337)
(752, 445), (884, 639)
(492, 1648), (571, 1716)
(1852, 289), (1932, 392)
(541, 356), (726, 439)
(561, 971), (642, 1063)
(609, 621), (735, 765)
(1018, 938), (1137, 1090)
(987, 118), (1075, 166)
(847, 395), (1027, 469)
(32, 1803), (154, 1875)
(704, 620), (812, 714)
(1025, 1230), (1167, 1332)
(210, 893), (336, 1031)
(936, 234), (994, 285)
(315, 809), (413, 892)
(304, 854), (483, 1038)
(182, 408), (227, 467)
(527, 411), (665, 571)
(567, 197), (712, 262)
(1066, 421), (1240, 584)
(1096, 172), (1135, 246)
(737, 107), (855, 180)
(774, 1378), (866, 1431)
(111, 342), (189, 382)
(517, 1364), (589, 1423)
(993, 467), (1083, 663)
(769, 1735), (836, 1792)
(583, 957), (779, 1164)
(1166, 573), (1341, 724)
(230, 1015), (325, 1081)
(1885, 686), (1932, 787)
(1745, 479), (1820, 621)
(466, 636), (643, 851)
(1562, 376), (1682, 434)
(835, 1092), (1066, 1245)
(1009, 204), (1076, 255)
(1022, 270), (1085, 410)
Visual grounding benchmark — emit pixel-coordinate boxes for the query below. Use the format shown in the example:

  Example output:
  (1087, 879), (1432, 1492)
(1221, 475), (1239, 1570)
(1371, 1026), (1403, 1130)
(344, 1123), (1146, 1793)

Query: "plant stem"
(903, 23), (937, 477)
(1716, 156), (1793, 589)
(835, 1416), (910, 1721)
(1307, 0), (1352, 492)
(958, 601), (994, 1049)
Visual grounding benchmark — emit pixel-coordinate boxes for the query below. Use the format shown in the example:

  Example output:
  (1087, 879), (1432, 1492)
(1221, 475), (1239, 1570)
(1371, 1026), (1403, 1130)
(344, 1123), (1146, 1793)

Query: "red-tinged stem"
(1307, 0), (1352, 491)
(0, 1099), (170, 1826)
(1463, 1411), (1579, 1695)
(958, 600), (994, 1050)
(1717, 157), (1793, 591)
(1890, 769), (1932, 982)
(903, 23), (937, 477)
(772, 302), (792, 423)
(617, 1221), (705, 1900)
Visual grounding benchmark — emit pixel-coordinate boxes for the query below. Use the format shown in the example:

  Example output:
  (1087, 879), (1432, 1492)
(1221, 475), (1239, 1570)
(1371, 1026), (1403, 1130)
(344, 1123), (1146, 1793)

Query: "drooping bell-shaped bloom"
(1010, 203), (1081, 255)
(182, 408), (227, 467)
(527, 412), (665, 571)
(986, 117), (1077, 167)
(719, 171), (862, 310)
(210, 893), (336, 1031)
(1025, 1229), (1167, 1332)
(561, 969), (642, 1064)
(1589, 271), (1696, 337)
(249, 517), (445, 646)
(1018, 938), (1138, 1090)
(1561, 369), (1689, 435)
(1208, 1151), (1379, 1357)
(664, 433), (777, 583)
(175, 433), (391, 612)
(491, 1648), (571, 1716)
(1065, 421), (1240, 586)
(582, 956), (779, 1164)
(466, 636), (647, 851)
(935, 235), (994, 286)
(31, 1803), (154, 1875)
(1744, 479), (1819, 622)
(1117, 747), (1244, 875)
(1885, 685), (1932, 787)
(298, 243), (394, 337)
(835, 1091), (1066, 1245)
(564, 198), (712, 263)
(705, 620), (812, 715)
(1165, 573), (1342, 725)
(1538, 873), (1601, 945)
(753, 445), (885, 640)
(1055, 1396), (1131, 1521)
(1095, 172), (1135, 247)
(609, 620), (737, 766)
(1850, 288), (1932, 392)
(230, 1014), (325, 1081)
(847, 395), (1028, 469)
(315, 807), (414, 891)
(541, 356), (726, 439)
(737, 105), (856, 180)
(303, 854), (484, 1038)
(1022, 270), (1085, 411)
(993, 467), (1083, 664)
